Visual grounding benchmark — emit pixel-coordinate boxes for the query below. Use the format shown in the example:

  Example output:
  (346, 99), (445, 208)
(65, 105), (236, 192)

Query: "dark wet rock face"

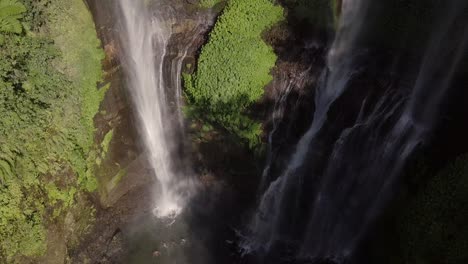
(77, 0), (331, 263)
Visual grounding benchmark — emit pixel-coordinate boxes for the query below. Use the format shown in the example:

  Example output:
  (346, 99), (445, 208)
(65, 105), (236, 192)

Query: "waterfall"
(117, 0), (196, 218)
(170, 21), (206, 140)
(259, 70), (310, 193)
(243, 0), (468, 261)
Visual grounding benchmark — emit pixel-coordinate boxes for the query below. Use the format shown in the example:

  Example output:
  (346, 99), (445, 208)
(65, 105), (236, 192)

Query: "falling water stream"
(259, 70), (311, 194)
(243, 0), (468, 262)
(117, 0), (197, 218)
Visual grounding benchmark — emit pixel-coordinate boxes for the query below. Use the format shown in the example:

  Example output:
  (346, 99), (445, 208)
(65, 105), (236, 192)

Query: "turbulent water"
(117, 0), (196, 218)
(243, 0), (468, 262)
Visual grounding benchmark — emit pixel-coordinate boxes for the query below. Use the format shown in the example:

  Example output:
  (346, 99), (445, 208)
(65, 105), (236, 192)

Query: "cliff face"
(69, 0), (468, 263)
(74, 0), (334, 260)
(1, 0), (466, 263)
(68, 0), (325, 262)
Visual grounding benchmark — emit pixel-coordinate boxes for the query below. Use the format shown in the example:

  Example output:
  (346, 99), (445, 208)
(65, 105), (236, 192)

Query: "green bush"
(101, 129), (114, 157)
(184, 0), (283, 148)
(0, 0), (104, 259)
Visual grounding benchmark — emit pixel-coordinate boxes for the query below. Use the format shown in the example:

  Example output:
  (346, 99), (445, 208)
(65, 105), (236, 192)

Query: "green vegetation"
(106, 168), (128, 193)
(184, 0), (283, 148)
(0, 0), (105, 260)
(0, 0), (25, 34)
(398, 155), (468, 263)
(101, 129), (114, 157)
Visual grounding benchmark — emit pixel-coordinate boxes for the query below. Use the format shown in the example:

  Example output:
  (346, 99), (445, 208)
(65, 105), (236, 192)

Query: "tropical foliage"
(184, 0), (283, 148)
(0, 0), (104, 260)
(0, 0), (26, 34)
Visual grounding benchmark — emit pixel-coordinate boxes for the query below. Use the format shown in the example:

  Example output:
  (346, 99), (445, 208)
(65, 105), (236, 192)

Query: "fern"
(0, 0), (26, 34)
